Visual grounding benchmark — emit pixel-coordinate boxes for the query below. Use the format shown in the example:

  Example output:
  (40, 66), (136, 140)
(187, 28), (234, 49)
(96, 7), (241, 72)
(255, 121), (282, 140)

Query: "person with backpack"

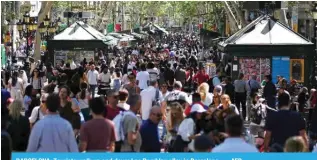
(140, 80), (163, 123)
(115, 94), (142, 152)
(147, 62), (159, 82)
(249, 94), (267, 136)
(79, 97), (116, 152)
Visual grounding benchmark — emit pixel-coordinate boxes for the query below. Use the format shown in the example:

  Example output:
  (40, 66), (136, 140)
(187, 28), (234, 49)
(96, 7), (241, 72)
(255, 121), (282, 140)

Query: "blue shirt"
(26, 114), (79, 152)
(23, 96), (32, 111)
(140, 119), (160, 152)
(1, 89), (10, 105)
(264, 110), (306, 147)
(212, 138), (258, 152)
(212, 76), (221, 87)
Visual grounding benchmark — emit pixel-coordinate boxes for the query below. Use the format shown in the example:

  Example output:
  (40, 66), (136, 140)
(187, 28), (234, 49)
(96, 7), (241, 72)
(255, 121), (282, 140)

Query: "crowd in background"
(1, 32), (317, 159)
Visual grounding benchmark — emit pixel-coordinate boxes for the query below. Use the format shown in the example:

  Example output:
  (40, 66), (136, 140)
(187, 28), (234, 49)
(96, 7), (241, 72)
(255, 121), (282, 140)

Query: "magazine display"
(239, 58), (271, 82)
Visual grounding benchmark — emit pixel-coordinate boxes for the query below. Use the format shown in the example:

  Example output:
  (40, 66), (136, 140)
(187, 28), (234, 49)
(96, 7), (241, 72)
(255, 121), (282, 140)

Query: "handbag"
(172, 135), (190, 152)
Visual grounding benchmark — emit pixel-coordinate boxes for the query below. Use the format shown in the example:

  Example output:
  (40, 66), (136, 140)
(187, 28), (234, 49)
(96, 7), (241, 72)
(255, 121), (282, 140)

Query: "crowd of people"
(1, 32), (317, 158)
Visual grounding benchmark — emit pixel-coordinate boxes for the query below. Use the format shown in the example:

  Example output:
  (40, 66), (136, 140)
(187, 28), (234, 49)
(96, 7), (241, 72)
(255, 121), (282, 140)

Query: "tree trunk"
(34, 1), (53, 62)
(95, 1), (111, 31)
(231, 1), (247, 27)
(223, 1), (239, 33)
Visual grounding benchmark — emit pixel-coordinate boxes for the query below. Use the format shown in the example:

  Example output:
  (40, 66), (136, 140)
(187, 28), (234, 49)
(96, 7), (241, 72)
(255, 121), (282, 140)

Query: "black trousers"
(115, 142), (122, 152)
(235, 92), (247, 120)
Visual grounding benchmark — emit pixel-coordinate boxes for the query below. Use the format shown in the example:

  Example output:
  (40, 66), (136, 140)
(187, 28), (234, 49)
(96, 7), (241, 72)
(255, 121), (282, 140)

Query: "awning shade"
(53, 21), (105, 40)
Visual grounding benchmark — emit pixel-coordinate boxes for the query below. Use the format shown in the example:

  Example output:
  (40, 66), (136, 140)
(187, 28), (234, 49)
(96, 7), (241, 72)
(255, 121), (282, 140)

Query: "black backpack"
(207, 77), (215, 93)
(250, 103), (263, 125)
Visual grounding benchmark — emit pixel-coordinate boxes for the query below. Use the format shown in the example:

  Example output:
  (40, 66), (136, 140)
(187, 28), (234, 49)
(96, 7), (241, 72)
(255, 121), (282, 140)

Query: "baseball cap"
(174, 81), (183, 89)
(190, 104), (206, 113)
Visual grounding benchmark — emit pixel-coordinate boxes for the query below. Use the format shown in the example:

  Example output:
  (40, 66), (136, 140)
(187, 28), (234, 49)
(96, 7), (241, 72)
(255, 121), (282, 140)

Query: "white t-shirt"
(140, 86), (163, 120)
(147, 68), (159, 82)
(162, 91), (170, 99)
(87, 70), (99, 85)
(136, 71), (150, 90)
(177, 118), (196, 151)
(99, 72), (111, 83)
(29, 106), (45, 123)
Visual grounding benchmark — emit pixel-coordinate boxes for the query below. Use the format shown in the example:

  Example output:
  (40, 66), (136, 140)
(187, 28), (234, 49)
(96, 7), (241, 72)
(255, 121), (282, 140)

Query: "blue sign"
(12, 153), (317, 160)
(272, 56), (290, 84)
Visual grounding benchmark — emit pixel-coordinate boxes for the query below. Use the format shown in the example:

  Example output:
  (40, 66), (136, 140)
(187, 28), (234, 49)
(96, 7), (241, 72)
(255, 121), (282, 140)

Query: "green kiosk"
(218, 15), (315, 88)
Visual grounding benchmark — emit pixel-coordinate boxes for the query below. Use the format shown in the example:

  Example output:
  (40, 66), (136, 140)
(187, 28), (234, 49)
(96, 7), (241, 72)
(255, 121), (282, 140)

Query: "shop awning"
(53, 21), (105, 40)
(152, 24), (169, 35)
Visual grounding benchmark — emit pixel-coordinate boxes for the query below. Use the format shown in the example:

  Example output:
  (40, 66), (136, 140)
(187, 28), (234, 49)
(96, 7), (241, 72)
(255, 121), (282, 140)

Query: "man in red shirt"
(193, 67), (210, 85)
(104, 90), (120, 120)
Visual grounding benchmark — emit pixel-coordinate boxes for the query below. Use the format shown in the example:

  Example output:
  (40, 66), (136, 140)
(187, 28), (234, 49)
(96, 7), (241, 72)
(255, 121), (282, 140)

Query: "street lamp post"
(312, 2), (317, 88)
(38, 15), (59, 63)
(17, 12), (35, 63)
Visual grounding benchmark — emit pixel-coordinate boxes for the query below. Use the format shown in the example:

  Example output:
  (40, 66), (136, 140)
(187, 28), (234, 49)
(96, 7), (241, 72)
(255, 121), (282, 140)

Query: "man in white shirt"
(146, 62), (159, 82)
(87, 64), (99, 98)
(136, 63), (150, 90)
(140, 80), (163, 121)
(212, 115), (258, 152)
